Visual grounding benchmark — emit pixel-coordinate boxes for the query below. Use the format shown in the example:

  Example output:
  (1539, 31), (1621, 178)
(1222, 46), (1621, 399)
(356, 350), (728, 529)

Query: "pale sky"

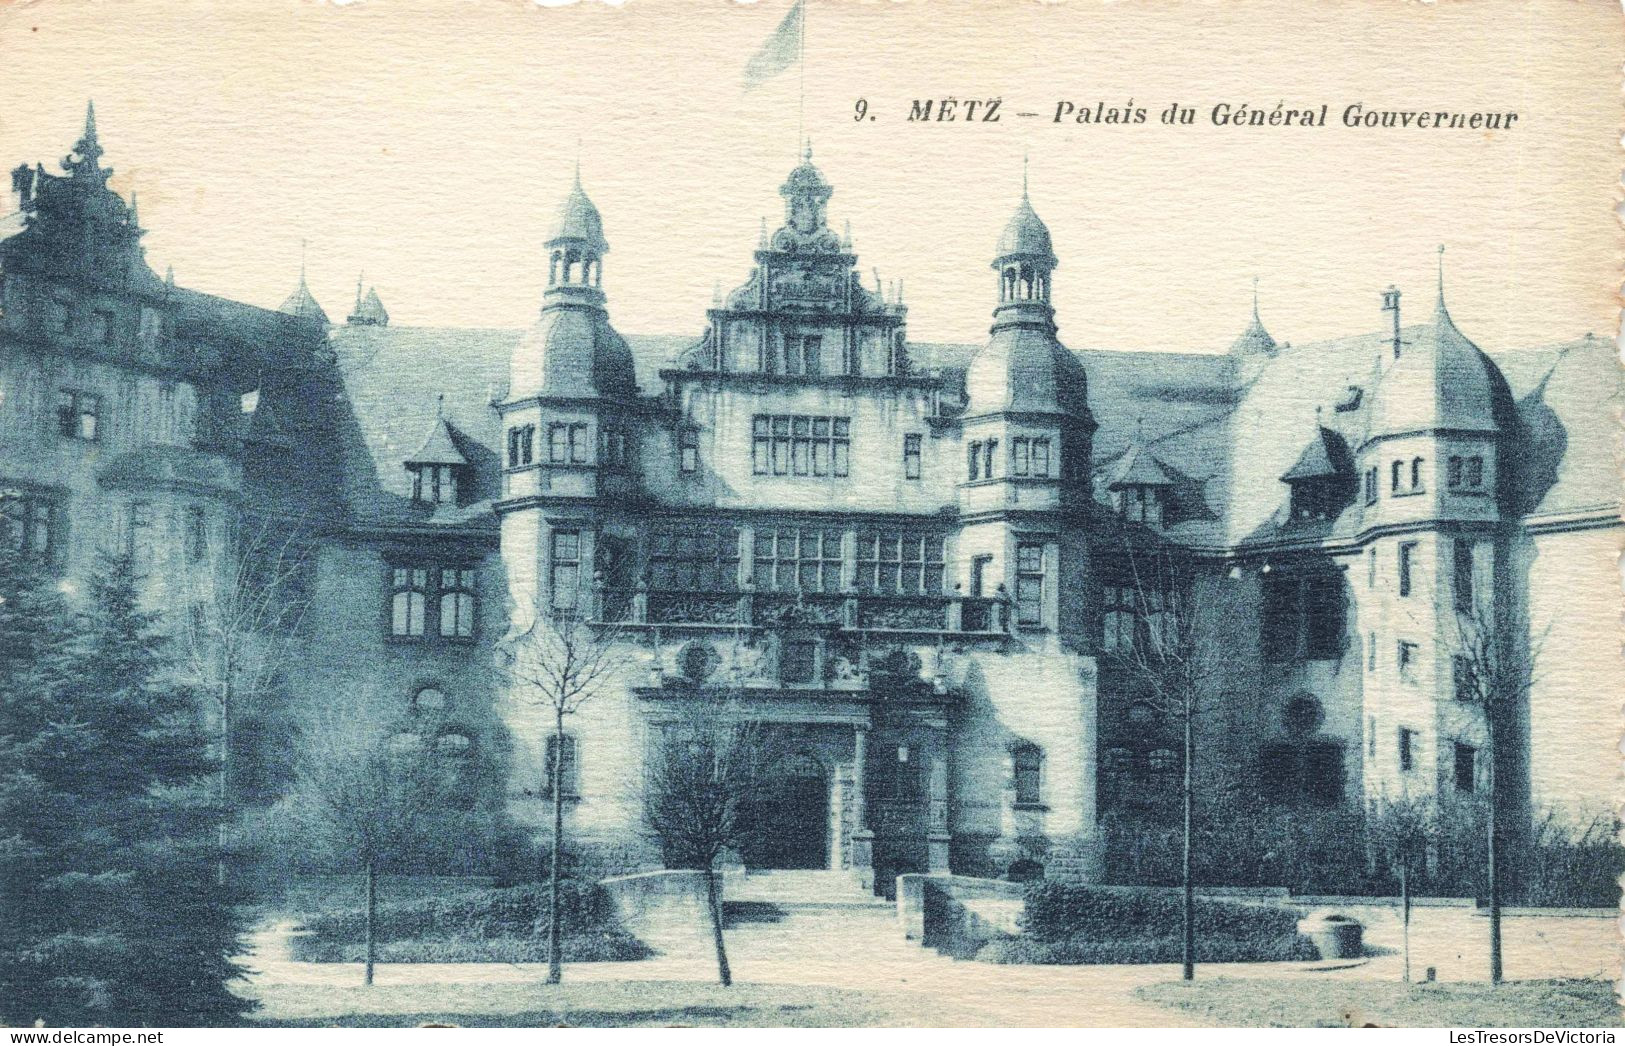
(0, 0), (1617, 353)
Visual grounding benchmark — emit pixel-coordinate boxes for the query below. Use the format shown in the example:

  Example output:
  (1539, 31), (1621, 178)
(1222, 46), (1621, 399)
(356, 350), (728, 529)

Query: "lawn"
(1136, 977), (1623, 1028)
(245, 981), (962, 1028)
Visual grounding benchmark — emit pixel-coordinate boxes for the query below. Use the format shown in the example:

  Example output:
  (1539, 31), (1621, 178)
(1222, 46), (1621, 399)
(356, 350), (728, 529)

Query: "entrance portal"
(741, 752), (830, 870)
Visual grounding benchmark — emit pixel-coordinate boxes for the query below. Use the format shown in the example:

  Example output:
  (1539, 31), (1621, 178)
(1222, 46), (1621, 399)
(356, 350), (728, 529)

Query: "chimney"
(1381, 285), (1402, 358)
(10, 163), (33, 210)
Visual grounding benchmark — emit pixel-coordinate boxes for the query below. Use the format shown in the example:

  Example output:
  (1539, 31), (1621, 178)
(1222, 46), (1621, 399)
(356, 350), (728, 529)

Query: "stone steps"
(723, 869), (878, 905)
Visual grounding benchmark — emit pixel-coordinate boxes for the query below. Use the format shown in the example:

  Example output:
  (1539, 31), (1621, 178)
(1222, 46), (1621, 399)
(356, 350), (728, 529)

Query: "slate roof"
(315, 317), (1616, 547)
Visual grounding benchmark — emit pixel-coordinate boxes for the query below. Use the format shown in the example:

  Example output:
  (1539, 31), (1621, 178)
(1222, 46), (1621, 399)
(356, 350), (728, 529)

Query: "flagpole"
(797, 0), (807, 156)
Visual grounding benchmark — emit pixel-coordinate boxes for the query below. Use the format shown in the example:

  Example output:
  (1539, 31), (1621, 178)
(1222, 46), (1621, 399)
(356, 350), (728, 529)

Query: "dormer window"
(411, 464), (460, 505)
(1114, 486), (1163, 525)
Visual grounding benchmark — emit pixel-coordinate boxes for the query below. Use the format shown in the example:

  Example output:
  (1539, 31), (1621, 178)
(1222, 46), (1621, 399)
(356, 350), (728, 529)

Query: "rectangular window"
(755, 526), (843, 593)
(1101, 584), (1137, 653)
(679, 428), (699, 473)
(507, 425), (535, 467)
(983, 439), (998, 480)
(542, 734), (579, 799)
(1398, 542), (1417, 597)
(967, 442), (981, 482)
(1012, 437), (1030, 476)
(649, 524), (740, 590)
(547, 423), (589, 464)
(1452, 539), (1474, 612)
(1447, 455), (1463, 489)
(0, 486), (57, 559)
(1454, 742), (1476, 793)
(1398, 727), (1415, 772)
(551, 530), (582, 611)
(750, 415), (849, 478)
(439, 567), (477, 638)
(599, 426), (627, 469)
(1390, 460), (1402, 493)
(1302, 573), (1344, 660)
(856, 530), (945, 595)
(390, 567), (429, 637)
(1410, 457), (1424, 492)
(1030, 438), (1050, 478)
(1013, 744), (1042, 805)
(1015, 542), (1045, 626)
(185, 506), (207, 563)
(412, 464), (459, 505)
(1397, 640), (1419, 681)
(785, 335), (822, 376)
(88, 309), (113, 345)
(1364, 467), (1378, 505)
(55, 390), (100, 441)
(1466, 456), (1484, 488)
(1367, 631), (1377, 672)
(903, 434), (922, 480)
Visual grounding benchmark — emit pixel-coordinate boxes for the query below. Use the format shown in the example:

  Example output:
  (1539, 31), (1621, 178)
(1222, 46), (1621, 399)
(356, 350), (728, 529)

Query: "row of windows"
(503, 423), (631, 469)
(1362, 454), (1486, 505)
(750, 415), (852, 478)
(642, 525), (956, 596)
(1382, 723), (1478, 792)
(967, 437), (1057, 483)
(1385, 538), (1476, 611)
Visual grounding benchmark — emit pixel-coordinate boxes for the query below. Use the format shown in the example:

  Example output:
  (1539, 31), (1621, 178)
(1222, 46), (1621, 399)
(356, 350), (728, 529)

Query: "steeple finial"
(1436, 243), (1446, 304)
(758, 216), (768, 248)
(1251, 275), (1260, 319)
(299, 238), (308, 284)
(1022, 151), (1029, 200)
(436, 393), (445, 419)
(355, 272), (364, 312)
(65, 99), (106, 176)
(803, 139), (812, 162)
(84, 100), (98, 142)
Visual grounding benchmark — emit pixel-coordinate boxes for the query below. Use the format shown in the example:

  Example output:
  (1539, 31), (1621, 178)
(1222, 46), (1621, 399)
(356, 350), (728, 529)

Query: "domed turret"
(965, 181), (1089, 419)
(513, 170), (636, 400)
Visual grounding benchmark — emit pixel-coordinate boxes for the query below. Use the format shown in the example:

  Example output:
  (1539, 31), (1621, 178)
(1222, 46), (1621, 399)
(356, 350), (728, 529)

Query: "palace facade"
(3, 109), (1618, 890)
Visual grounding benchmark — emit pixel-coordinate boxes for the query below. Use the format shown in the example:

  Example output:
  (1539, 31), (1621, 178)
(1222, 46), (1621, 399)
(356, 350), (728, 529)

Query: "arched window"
(1012, 742), (1043, 805)
(438, 568), (477, 638)
(564, 249), (581, 284)
(1410, 457), (1424, 491)
(1019, 263), (1035, 300)
(412, 686), (448, 714)
(1390, 460), (1403, 493)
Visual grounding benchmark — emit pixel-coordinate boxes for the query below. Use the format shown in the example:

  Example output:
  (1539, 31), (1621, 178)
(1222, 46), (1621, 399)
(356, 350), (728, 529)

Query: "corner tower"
(498, 168), (641, 618)
(959, 177), (1096, 643)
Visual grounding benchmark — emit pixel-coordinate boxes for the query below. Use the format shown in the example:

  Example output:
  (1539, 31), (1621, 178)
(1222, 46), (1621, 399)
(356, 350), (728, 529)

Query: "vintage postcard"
(0, 0), (1620, 1033)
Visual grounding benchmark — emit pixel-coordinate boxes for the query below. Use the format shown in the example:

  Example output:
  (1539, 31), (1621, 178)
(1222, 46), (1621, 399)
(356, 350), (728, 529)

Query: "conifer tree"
(0, 551), (252, 1026)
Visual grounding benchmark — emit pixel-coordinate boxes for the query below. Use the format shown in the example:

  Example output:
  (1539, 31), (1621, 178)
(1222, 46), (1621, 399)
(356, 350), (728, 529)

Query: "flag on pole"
(743, 0), (804, 90)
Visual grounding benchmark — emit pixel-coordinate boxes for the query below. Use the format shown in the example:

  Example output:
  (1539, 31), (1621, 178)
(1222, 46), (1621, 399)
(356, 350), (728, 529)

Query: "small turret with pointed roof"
(278, 247), (329, 326)
(1230, 277), (1278, 356)
(346, 274), (389, 327)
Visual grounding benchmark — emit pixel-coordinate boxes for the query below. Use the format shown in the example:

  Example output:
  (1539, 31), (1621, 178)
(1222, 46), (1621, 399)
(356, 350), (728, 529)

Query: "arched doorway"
(741, 751), (830, 870)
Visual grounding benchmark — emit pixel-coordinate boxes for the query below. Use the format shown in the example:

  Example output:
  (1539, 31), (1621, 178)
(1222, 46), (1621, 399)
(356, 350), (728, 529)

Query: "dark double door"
(740, 757), (829, 870)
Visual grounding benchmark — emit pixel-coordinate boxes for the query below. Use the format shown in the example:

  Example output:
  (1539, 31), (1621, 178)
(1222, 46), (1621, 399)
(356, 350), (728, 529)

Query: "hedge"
(989, 882), (1315, 965)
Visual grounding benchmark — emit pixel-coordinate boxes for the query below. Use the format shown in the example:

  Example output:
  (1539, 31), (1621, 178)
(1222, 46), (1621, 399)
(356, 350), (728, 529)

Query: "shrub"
(1020, 882), (1303, 945)
(977, 933), (1317, 965)
(287, 882), (650, 963)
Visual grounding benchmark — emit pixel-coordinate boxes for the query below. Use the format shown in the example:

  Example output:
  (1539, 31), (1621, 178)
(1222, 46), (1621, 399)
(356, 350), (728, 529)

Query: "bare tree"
(1109, 543), (1240, 981)
(289, 708), (460, 986)
(1368, 796), (1435, 983)
(178, 508), (314, 880)
(641, 695), (765, 986)
(1449, 599), (1543, 986)
(493, 586), (624, 985)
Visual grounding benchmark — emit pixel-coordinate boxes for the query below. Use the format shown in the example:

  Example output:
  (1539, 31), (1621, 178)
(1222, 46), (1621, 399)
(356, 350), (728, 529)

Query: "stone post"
(927, 752), (951, 873)
(851, 725), (874, 890)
